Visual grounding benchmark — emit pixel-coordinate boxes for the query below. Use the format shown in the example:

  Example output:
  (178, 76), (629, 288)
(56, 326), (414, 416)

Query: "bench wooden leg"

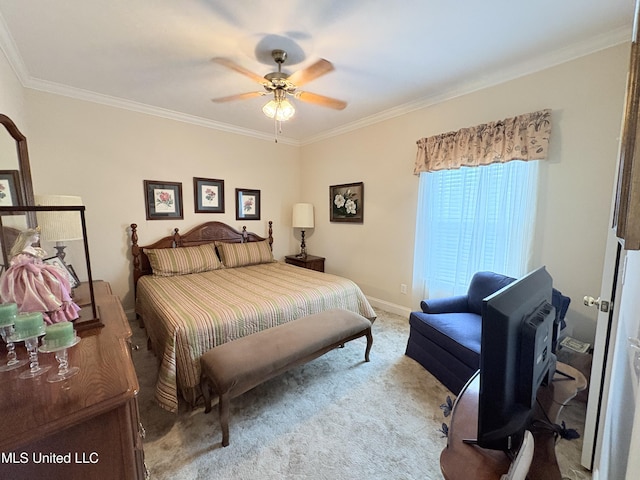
(364, 328), (373, 362)
(219, 393), (230, 447)
(202, 376), (212, 414)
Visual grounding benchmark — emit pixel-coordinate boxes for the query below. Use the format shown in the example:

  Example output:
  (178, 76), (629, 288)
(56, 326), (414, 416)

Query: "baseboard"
(365, 296), (412, 317)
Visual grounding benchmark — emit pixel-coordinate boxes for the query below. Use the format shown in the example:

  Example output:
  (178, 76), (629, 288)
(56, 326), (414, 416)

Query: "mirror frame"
(613, 6), (640, 250)
(0, 114), (36, 268)
(0, 113), (35, 209)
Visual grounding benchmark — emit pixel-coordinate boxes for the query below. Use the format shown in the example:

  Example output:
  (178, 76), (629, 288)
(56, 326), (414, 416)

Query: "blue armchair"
(405, 271), (570, 395)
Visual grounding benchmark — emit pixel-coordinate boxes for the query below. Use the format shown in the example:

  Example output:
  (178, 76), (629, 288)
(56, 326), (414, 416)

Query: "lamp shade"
(35, 195), (84, 242)
(292, 203), (314, 229)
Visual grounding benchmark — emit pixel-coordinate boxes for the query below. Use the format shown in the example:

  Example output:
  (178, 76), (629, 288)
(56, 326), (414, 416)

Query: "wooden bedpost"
(131, 223), (141, 283)
(172, 228), (181, 247)
(241, 226), (248, 242)
(268, 221), (273, 250)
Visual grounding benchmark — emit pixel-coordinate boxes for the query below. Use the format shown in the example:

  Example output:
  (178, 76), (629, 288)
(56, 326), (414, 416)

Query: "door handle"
(583, 296), (610, 313)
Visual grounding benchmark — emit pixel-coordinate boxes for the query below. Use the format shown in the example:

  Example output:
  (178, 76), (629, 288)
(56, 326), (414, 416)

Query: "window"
(413, 160), (539, 298)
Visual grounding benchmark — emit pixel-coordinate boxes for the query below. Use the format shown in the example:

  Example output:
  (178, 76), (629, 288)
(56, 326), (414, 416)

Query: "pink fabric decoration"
(0, 253), (80, 324)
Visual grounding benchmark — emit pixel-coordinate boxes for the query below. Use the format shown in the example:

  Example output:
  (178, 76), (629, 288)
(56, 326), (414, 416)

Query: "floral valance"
(413, 109), (551, 174)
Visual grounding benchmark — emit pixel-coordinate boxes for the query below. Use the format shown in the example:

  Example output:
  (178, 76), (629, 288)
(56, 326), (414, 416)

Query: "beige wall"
(301, 44), (630, 342)
(24, 92), (301, 310)
(0, 43), (629, 343)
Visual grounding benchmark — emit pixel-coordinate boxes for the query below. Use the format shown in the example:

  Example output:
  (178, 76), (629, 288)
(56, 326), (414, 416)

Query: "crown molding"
(301, 25), (632, 146)
(0, 11), (29, 84)
(24, 77), (300, 146)
(0, 9), (630, 147)
(0, 10), (299, 146)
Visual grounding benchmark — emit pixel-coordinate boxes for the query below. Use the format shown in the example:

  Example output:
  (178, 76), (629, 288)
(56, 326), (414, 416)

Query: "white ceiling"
(0, 1), (635, 144)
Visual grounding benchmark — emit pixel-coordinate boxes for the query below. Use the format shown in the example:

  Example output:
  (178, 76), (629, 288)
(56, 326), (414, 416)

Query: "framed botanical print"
(0, 170), (23, 211)
(194, 177), (225, 213)
(235, 188), (260, 221)
(144, 180), (183, 220)
(44, 256), (80, 289)
(330, 182), (364, 223)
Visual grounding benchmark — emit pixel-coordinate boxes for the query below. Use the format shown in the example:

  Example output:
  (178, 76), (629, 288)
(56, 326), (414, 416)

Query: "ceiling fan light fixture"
(262, 98), (295, 121)
(212, 50), (346, 133)
(262, 89), (295, 121)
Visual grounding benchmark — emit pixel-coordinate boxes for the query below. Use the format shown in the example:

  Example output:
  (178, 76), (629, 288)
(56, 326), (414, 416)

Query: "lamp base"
(299, 230), (307, 258)
(54, 242), (67, 264)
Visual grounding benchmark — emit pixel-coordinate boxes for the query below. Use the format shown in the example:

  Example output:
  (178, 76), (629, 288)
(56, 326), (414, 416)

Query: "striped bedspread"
(136, 261), (376, 412)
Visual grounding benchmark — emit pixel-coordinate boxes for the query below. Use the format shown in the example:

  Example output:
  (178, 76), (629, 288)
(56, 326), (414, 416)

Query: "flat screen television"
(473, 266), (557, 452)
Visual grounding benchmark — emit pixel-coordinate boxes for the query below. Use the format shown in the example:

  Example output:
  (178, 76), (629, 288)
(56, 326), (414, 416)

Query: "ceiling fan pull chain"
(274, 117), (279, 143)
(273, 104), (285, 143)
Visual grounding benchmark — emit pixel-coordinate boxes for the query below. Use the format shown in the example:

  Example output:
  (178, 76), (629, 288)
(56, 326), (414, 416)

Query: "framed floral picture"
(330, 182), (364, 223)
(0, 170), (23, 212)
(194, 177), (225, 213)
(235, 188), (260, 221)
(144, 180), (183, 220)
(44, 256), (80, 289)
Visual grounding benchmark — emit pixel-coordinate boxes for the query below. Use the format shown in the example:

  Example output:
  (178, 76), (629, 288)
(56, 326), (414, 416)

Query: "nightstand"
(285, 254), (325, 272)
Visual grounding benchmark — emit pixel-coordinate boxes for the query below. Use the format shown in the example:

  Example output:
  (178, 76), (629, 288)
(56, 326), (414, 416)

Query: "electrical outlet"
(400, 284), (407, 294)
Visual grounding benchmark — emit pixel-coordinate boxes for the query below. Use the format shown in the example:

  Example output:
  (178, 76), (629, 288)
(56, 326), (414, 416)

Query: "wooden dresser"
(0, 281), (146, 480)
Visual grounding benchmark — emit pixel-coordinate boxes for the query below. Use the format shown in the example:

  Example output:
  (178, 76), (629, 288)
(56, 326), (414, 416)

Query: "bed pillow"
(145, 243), (223, 276)
(216, 240), (274, 268)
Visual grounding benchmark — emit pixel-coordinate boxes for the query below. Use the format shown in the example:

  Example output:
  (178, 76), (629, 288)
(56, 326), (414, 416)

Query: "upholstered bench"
(200, 308), (373, 447)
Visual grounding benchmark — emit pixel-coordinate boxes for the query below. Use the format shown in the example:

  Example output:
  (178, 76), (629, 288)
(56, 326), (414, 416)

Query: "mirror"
(0, 114), (35, 269)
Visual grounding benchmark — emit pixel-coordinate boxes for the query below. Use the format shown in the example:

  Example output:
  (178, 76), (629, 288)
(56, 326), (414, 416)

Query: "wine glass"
(0, 325), (28, 372)
(18, 333), (51, 379)
(39, 336), (81, 382)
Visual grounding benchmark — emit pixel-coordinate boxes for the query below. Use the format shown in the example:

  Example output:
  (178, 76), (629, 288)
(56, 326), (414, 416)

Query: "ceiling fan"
(211, 49), (347, 122)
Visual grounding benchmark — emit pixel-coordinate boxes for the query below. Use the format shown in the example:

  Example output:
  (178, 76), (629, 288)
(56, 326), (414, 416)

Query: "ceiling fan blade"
(287, 59), (334, 87)
(295, 91), (347, 110)
(211, 57), (266, 84)
(211, 91), (266, 103)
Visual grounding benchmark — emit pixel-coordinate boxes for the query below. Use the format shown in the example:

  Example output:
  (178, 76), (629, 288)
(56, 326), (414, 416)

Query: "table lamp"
(292, 203), (314, 258)
(35, 194), (84, 263)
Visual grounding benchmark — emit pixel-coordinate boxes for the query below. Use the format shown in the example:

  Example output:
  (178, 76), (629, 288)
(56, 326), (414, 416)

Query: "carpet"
(131, 308), (589, 480)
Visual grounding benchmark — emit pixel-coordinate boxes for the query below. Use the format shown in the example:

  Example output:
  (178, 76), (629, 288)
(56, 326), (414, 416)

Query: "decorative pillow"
(145, 243), (223, 276)
(216, 240), (274, 268)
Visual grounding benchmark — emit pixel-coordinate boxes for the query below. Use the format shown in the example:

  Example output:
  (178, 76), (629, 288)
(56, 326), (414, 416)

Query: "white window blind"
(413, 160), (539, 299)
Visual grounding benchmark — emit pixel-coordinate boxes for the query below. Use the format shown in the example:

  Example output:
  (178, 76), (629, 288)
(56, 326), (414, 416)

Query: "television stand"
(440, 362), (587, 479)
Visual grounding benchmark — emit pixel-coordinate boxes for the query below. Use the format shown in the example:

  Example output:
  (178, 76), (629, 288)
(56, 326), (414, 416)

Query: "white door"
(581, 227), (624, 473)
(586, 249), (640, 480)
(583, 4), (640, 473)
(618, 252), (640, 479)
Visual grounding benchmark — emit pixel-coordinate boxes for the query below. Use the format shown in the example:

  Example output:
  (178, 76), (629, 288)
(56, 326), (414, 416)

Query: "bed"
(130, 221), (376, 412)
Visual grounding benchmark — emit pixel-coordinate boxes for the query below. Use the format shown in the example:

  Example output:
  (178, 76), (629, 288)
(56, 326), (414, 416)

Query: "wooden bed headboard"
(130, 221), (273, 286)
